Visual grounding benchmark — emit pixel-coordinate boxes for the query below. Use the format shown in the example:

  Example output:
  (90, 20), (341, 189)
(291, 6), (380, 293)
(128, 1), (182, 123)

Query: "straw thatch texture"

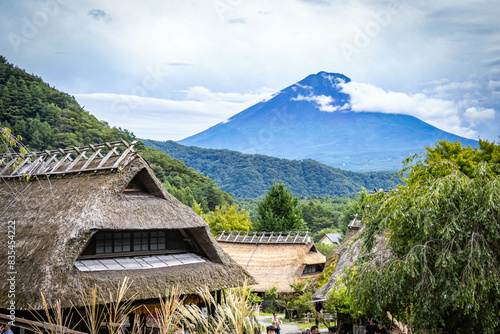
(0, 155), (254, 310)
(312, 225), (389, 300)
(218, 240), (325, 293)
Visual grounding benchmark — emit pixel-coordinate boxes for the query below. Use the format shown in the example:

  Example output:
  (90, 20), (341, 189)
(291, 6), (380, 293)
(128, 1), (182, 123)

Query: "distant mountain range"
(142, 139), (400, 198)
(179, 72), (478, 172)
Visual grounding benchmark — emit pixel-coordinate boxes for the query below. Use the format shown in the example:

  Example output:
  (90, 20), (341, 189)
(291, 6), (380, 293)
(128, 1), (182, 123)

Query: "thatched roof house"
(0, 141), (254, 311)
(312, 215), (389, 301)
(217, 231), (326, 293)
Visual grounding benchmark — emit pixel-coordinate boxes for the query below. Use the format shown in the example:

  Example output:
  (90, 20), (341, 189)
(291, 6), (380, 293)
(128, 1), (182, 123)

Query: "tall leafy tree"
(193, 203), (252, 236)
(255, 181), (306, 231)
(343, 140), (500, 333)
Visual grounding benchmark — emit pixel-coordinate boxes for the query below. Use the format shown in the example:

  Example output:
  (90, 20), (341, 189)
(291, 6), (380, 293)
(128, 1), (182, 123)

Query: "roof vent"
(122, 168), (165, 199)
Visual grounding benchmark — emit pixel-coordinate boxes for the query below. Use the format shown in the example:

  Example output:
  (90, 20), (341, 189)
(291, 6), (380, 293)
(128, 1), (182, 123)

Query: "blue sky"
(1, 0), (499, 141)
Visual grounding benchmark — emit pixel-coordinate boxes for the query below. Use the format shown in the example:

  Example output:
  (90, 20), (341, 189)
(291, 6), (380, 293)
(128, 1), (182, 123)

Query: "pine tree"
(255, 181), (306, 231)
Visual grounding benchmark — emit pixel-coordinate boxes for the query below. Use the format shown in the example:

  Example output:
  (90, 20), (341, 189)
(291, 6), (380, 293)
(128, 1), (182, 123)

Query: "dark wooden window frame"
(302, 263), (323, 275)
(78, 229), (203, 260)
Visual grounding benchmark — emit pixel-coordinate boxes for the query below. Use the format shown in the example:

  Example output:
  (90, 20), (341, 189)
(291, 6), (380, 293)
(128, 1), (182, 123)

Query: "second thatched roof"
(218, 231), (326, 293)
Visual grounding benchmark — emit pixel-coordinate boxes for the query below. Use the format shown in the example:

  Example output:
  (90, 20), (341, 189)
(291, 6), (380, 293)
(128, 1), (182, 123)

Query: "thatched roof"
(312, 223), (389, 301)
(0, 142), (254, 310)
(218, 231), (326, 293)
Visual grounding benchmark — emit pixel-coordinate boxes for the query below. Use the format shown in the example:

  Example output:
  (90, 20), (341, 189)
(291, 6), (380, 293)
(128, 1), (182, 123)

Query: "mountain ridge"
(179, 71), (478, 172)
(143, 139), (400, 199)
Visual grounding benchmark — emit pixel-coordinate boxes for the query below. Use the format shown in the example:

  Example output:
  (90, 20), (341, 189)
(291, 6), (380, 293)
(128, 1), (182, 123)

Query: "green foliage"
(236, 196), (354, 235)
(143, 139), (401, 198)
(0, 56), (231, 212)
(314, 242), (336, 256)
(246, 289), (263, 306)
(255, 181), (306, 231)
(424, 139), (500, 177)
(231, 285), (263, 306)
(284, 282), (313, 317)
(264, 287), (282, 313)
(194, 204), (253, 236)
(301, 200), (345, 233)
(234, 198), (260, 221)
(324, 282), (362, 320)
(0, 127), (28, 180)
(344, 140), (500, 333)
(317, 259), (337, 288)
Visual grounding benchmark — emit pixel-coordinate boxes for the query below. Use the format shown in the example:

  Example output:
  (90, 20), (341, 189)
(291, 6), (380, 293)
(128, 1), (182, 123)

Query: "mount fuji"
(178, 72), (478, 172)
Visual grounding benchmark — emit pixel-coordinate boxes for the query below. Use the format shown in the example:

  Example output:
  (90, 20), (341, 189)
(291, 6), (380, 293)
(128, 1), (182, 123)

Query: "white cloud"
(339, 81), (477, 138)
(488, 80), (500, 90)
(292, 94), (339, 112)
(0, 0), (499, 141)
(464, 107), (496, 125)
(180, 86), (274, 103)
(74, 86), (274, 141)
(423, 81), (479, 94)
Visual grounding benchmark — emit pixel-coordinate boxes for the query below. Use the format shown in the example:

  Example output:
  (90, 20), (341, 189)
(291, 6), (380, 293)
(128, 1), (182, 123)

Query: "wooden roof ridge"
(0, 140), (137, 178)
(217, 230), (312, 244)
(347, 213), (363, 229)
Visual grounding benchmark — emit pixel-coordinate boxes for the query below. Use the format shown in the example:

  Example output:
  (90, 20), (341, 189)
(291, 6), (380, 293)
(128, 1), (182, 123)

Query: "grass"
(31, 279), (261, 334)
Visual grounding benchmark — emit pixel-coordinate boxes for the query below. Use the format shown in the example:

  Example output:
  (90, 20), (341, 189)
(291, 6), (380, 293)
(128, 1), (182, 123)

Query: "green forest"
(143, 139), (400, 198)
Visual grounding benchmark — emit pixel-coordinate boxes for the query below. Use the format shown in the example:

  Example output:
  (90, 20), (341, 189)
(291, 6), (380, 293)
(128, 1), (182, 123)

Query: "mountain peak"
(301, 71), (351, 84)
(279, 71), (352, 112)
(179, 72), (478, 172)
(286, 71), (351, 93)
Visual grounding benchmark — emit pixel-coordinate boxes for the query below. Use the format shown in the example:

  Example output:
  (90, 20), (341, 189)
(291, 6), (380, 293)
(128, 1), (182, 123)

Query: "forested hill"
(0, 55), (231, 212)
(143, 139), (401, 198)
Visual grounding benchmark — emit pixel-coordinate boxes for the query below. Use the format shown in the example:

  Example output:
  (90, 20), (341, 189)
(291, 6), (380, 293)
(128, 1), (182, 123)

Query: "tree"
(264, 287), (282, 313)
(284, 282), (313, 319)
(254, 181), (306, 231)
(343, 140), (500, 333)
(195, 204), (253, 236)
(301, 201), (344, 233)
(314, 242), (335, 256)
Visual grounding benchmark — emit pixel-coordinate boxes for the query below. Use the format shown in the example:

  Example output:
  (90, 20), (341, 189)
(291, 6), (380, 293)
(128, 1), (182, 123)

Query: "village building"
(0, 141), (254, 333)
(319, 233), (342, 245)
(217, 231), (326, 293)
(312, 214), (389, 333)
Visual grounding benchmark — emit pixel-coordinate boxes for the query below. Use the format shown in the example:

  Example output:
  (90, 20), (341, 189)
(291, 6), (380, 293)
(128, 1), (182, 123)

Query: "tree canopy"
(343, 140), (500, 333)
(254, 181), (306, 231)
(193, 203), (252, 236)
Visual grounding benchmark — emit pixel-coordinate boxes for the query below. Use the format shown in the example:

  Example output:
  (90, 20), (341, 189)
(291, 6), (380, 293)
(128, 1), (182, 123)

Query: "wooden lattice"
(217, 230), (311, 244)
(0, 140), (137, 178)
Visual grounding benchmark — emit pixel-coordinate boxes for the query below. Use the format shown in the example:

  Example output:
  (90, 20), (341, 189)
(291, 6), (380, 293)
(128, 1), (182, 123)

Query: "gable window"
(121, 169), (165, 199)
(80, 229), (202, 259)
(303, 264), (322, 274)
